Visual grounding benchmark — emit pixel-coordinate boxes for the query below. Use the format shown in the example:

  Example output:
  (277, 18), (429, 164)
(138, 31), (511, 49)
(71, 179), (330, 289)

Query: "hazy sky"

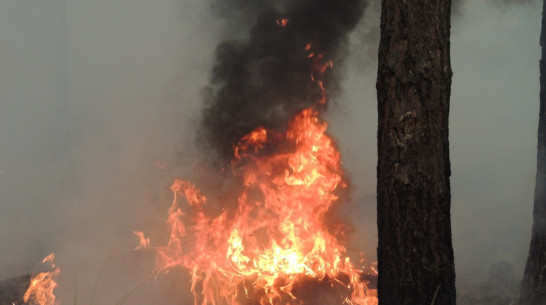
(0, 0), (541, 303)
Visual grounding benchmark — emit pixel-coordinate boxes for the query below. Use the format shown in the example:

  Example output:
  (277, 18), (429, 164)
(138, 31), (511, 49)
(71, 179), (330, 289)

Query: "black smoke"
(200, 0), (367, 159)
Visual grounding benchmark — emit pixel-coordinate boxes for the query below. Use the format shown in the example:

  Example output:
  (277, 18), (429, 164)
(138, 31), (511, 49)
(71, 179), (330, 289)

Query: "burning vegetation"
(138, 0), (377, 303)
(23, 254), (59, 305)
(139, 1), (376, 303)
(149, 107), (377, 305)
(144, 0), (377, 302)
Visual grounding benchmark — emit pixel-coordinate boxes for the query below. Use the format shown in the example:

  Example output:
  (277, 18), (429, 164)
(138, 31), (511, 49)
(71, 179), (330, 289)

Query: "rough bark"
(520, 1), (546, 304)
(376, 1), (456, 305)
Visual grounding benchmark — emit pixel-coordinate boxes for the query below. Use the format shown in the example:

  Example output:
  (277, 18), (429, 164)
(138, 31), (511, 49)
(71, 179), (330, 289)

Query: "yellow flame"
(24, 254), (59, 305)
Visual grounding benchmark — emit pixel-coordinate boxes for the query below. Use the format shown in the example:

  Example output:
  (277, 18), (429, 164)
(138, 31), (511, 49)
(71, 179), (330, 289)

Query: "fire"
(134, 230), (150, 250)
(305, 43), (332, 105)
(42, 253), (55, 264)
(24, 253), (60, 305)
(234, 126), (267, 160)
(149, 107), (377, 305)
(143, 22), (377, 305)
(275, 18), (288, 27)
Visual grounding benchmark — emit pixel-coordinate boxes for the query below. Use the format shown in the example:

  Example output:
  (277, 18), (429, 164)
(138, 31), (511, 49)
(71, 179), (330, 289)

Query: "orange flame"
(234, 126), (267, 159)
(150, 108), (377, 305)
(42, 253), (55, 264)
(276, 18), (288, 27)
(24, 253), (59, 305)
(134, 231), (150, 251)
(144, 22), (376, 305)
(304, 42), (333, 106)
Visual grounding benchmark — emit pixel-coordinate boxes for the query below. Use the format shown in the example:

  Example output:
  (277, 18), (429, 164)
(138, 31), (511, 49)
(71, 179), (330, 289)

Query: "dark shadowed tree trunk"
(376, 1), (456, 304)
(521, 1), (546, 304)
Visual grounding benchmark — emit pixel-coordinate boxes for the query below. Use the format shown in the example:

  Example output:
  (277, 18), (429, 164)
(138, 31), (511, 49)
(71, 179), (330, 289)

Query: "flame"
(24, 253), (59, 305)
(134, 231), (150, 251)
(42, 253), (55, 264)
(143, 21), (376, 305)
(149, 107), (377, 305)
(304, 41), (333, 105)
(234, 127), (267, 160)
(276, 18), (288, 27)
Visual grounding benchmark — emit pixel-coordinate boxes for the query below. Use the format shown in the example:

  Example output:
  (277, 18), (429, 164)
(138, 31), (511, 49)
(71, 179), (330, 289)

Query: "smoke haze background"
(0, 0), (540, 303)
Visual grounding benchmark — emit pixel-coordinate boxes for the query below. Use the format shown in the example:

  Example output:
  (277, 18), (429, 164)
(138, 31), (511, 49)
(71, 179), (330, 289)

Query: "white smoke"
(0, 0), (541, 303)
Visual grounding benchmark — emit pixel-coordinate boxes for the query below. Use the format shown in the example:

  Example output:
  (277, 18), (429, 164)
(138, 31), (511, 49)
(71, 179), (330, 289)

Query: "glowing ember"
(24, 253), (59, 305)
(275, 18), (288, 27)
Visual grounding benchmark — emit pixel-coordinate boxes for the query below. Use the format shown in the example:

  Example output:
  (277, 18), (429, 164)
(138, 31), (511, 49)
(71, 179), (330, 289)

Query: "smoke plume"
(200, 0), (367, 159)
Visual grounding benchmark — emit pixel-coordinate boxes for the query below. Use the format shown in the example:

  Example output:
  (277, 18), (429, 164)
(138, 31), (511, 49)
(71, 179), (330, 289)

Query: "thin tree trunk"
(520, 1), (546, 304)
(376, 1), (456, 304)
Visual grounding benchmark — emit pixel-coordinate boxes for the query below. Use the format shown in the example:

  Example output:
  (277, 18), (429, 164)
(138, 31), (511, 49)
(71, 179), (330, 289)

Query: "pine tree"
(376, 1), (457, 304)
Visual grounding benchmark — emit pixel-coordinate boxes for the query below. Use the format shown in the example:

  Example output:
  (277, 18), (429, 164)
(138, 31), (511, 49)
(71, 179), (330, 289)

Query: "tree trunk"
(520, 1), (546, 304)
(376, 1), (456, 305)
